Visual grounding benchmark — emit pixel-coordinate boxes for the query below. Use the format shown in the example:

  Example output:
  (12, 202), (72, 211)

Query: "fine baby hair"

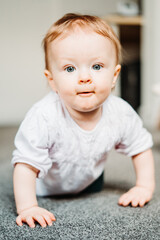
(42, 13), (121, 70)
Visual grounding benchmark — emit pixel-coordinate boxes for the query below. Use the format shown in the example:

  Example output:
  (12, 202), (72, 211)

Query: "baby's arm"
(13, 163), (56, 228)
(118, 149), (155, 207)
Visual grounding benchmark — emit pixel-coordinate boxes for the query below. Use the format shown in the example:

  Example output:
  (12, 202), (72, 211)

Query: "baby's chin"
(75, 104), (102, 114)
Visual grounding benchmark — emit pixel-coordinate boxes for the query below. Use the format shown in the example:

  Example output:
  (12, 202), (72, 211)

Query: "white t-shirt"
(12, 91), (153, 196)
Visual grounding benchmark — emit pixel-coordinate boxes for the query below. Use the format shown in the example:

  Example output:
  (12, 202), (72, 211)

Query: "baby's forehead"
(50, 27), (114, 47)
(48, 29), (117, 64)
(46, 24), (120, 66)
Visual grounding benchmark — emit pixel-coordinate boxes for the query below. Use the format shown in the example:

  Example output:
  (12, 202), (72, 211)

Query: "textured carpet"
(0, 127), (160, 240)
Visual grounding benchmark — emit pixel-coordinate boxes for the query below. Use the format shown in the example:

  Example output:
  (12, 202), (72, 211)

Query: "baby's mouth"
(77, 91), (95, 97)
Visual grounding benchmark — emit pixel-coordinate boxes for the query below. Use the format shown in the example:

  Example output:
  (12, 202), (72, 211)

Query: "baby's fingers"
(46, 211), (56, 221)
(131, 198), (139, 207)
(118, 194), (130, 206)
(34, 215), (47, 228)
(43, 214), (53, 226)
(139, 199), (146, 207)
(16, 215), (35, 228)
(16, 215), (23, 226)
(119, 194), (148, 207)
(26, 216), (35, 228)
(118, 194), (134, 207)
(139, 195), (151, 207)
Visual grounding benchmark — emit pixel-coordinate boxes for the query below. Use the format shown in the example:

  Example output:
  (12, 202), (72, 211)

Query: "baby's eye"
(92, 64), (102, 70)
(65, 66), (75, 72)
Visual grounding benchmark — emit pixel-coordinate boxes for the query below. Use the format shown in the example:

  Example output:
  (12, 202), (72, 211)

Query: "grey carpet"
(0, 127), (160, 240)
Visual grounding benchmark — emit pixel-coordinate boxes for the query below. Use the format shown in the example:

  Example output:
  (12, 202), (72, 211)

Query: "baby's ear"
(44, 70), (57, 92)
(112, 64), (121, 88)
(44, 70), (53, 81)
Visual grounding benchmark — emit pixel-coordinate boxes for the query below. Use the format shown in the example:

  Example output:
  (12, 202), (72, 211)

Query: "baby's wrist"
(135, 182), (155, 193)
(17, 204), (38, 215)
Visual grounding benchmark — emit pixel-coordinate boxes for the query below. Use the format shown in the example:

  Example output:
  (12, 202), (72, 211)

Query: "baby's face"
(45, 28), (120, 115)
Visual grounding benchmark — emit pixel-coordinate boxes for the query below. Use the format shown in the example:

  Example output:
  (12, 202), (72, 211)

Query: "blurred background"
(0, 0), (160, 128)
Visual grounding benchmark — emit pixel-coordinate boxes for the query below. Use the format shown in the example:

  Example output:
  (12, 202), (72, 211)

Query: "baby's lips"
(77, 92), (94, 97)
(77, 89), (95, 94)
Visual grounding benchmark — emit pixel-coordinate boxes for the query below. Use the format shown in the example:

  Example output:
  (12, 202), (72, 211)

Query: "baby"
(12, 13), (155, 228)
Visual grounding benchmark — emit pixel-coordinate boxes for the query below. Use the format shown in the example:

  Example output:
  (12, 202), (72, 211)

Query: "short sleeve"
(11, 106), (52, 178)
(115, 103), (153, 157)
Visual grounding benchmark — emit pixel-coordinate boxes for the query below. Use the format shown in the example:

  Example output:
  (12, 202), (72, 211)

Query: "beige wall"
(0, 0), (118, 125)
(141, 0), (160, 128)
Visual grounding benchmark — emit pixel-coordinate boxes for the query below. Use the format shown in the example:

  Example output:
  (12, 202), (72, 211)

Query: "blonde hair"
(42, 13), (121, 70)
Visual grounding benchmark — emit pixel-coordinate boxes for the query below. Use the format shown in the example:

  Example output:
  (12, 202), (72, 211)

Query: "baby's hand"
(16, 206), (56, 228)
(118, 186), (153, 207)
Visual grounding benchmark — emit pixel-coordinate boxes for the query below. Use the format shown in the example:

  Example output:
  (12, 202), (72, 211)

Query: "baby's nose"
(78, 78), (92, 85)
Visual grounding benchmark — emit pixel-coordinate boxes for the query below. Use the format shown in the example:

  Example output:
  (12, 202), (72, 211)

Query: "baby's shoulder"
(25, 91), (60, 122)
(103, 95), (140, 134)
(104, 95), (134, 115)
